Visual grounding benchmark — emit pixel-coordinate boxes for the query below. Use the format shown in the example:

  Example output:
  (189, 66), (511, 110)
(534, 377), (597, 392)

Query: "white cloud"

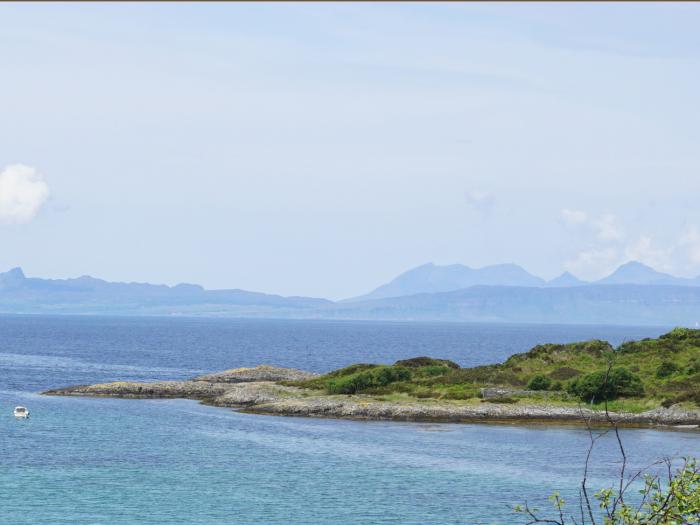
(564, 224), (700, 280)
(0, 164), (50, 224)
(593, 213), (625, 241)
(560, 209), (625, 241)
(564, 246), (620, 280)
(624, 236), (672, 271)
(561, 208), (588, 225)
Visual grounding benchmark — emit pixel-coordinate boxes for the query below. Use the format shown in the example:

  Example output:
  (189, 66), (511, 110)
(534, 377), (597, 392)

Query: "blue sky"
(1, 3), (700, 299)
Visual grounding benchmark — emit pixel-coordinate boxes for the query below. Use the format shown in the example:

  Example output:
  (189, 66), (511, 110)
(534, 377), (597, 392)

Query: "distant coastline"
(3, 264), (700, 326)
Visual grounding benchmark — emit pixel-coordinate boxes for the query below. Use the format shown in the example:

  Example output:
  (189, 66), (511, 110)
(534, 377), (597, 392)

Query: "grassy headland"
(287, 327), (700, 413)
(44, 328), (700, 426)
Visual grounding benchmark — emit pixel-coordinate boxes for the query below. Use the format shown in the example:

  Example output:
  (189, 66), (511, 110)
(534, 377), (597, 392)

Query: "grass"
(287, 328), (700, 411)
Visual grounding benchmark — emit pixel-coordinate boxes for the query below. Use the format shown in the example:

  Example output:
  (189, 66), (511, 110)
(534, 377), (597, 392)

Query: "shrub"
(414, 365), (452, 377)
(662, 326), (696, 340)
(441, 391), (471, 400)
(325, 363), (378, 378)
(326, 366), (411, 394)
(394, 357), (460, 369)
(567, 367), (644, 402)
(295, 363), (379, 389)
(527, 374), (552, 391)
(513, 340), (612, 363)
(656, 361), (679, 378)
(662, 390), (700, 407)
(549, 367), (581, 380)
(686, 358), (700, 375)
(414, 389), (439, 399)
(441, 386), (479, 400)
(482, 396), (518, 404)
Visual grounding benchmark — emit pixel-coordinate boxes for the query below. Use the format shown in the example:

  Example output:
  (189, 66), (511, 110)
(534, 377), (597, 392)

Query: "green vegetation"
(526, 374), (552, 391)
(393, 356), (460, 369)
(326, 365), (411, 394)
(656, 361), (679, 378)
(289, 328), (700, 411)
(567, 367), (644, 402)
(516, 458), (699, 524)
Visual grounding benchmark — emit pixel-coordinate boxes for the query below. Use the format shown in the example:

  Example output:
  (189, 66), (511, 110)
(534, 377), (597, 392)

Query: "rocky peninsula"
(43, 364), (700, 428)
(44, 328), (700, 428)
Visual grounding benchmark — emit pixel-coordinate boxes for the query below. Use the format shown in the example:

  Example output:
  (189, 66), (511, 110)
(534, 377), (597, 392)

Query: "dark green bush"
(567, 367), (644, 402)
(394, 357), (460, 369)
(656, 361), (679, 378)
(482, 396), (518, 404)
(662, 390), (700, 408)
(686, 358), (700, 375)
(294, 363), (379, 389)
(549, 367), (581, 380)
(527, 375), (552, 391)
(326, 366), (411, 394)
(414, 389), (439, 399)
(414, 365), (452, 377)
(441, 391), (472, 400)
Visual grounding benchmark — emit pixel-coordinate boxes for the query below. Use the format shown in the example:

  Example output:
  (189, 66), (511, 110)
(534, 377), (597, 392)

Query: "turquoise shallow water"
(1, 316), (698, 524)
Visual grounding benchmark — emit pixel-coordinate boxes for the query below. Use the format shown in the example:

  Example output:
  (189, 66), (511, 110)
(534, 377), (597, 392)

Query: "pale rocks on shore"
(245, 397), (700, 426)
(193, 365), (317, 383)
(43, 380), (229, 399)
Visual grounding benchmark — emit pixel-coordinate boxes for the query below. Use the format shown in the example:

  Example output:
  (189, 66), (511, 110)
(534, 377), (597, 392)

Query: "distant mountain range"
(1, 262), (700, 326)
(348, 261), (700, 301)
(0, 267), (331, 316)
(346, 263), (546, 301)
(595, 261), (700, 286)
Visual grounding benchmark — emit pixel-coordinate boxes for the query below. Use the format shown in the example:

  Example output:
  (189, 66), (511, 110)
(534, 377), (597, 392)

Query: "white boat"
(13, 406), (29, 418)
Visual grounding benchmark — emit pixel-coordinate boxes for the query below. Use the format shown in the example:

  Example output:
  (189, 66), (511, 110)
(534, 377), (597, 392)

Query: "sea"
(1, 315), (698, 524)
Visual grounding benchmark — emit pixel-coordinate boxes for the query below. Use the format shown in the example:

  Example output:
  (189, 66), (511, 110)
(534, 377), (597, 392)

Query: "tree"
(527, 375), (552, 391)
(567, 367), (644, 402)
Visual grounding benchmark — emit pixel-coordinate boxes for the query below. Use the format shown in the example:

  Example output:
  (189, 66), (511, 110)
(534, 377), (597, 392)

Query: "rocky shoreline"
(43, 365), (700, 428)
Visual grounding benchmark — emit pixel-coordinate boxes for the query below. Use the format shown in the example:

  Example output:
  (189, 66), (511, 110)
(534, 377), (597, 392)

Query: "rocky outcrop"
(193, 365), (317, 383)
(43, 380), (228, 399)
(245, 398), (700, 426)
(210, 382), (304, 407)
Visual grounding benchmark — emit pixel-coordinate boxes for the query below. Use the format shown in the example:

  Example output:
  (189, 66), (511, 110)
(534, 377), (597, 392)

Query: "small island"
(44, 328), (700, 427)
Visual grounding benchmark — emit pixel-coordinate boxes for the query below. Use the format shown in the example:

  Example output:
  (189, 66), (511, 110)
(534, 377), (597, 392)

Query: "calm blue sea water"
(1, 315), (698, 524)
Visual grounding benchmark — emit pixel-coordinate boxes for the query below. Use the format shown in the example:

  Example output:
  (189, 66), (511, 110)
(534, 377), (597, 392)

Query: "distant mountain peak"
(0, 267), (27, 290)
(597, 261), (682, 285)
(617, 260), (657, 272)
(546, 271), (586, 287)
(3, 267), (26, 278)
(347, 262), (546, 301)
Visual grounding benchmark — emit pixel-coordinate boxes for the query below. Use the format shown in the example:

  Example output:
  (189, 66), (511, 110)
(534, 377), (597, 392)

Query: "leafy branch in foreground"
(515, 364), (700, 525)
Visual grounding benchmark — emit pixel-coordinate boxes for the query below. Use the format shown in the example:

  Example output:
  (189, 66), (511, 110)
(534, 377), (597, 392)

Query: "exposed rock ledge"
(193, 365), (316, 384)
(244, 398), (700, 427)
(42, 365), (700, 428)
